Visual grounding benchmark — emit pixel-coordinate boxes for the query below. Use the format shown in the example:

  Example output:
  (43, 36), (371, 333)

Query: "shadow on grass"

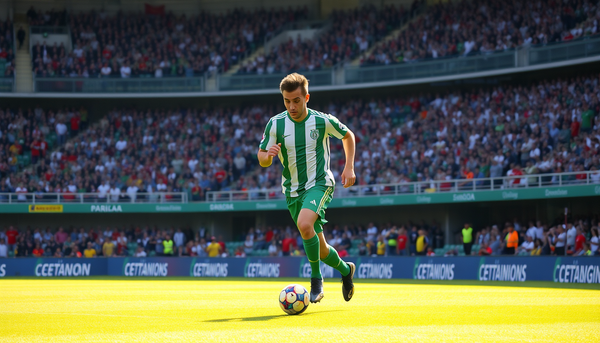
(204, 310), (342, 322)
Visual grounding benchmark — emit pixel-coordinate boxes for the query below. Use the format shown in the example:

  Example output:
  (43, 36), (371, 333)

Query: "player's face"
(282, 88), (310, 122)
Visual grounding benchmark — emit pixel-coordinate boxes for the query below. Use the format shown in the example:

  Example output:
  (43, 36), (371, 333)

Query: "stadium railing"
(217, 69), (333, 91)
(0, 192), (188, 204)
(528, 36), (600, 65)
(33, 76), (205, 93)
(30, 26), (70, 34)
(0, 75), (14, 92)
(345, 51), (515, 84)
(205, 171), (599, 202)
(23, 37), (600, 94)
(345, 36), (600, 84)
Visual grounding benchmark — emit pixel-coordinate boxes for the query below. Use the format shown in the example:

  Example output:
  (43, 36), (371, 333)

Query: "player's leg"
(296, 208), (324, 303)
(302, 185), (355, 301)
(317, 230), (355, 301)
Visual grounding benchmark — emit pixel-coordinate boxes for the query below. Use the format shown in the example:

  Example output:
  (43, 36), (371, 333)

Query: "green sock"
(302, 235), (322, 279)
(321, 245), (351, 277)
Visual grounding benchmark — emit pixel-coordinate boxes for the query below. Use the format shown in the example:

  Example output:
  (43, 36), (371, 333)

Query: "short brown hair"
(279, 73), (309, 95)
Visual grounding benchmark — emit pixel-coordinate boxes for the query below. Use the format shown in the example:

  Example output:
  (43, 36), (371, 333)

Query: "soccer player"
(257, 73), (356, 303)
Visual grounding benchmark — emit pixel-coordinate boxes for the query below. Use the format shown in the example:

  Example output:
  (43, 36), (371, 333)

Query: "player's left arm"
(325, 114), (356, 188)
(341, 130), (356, 188)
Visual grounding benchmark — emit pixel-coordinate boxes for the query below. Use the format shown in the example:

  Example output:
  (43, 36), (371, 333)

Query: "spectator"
(396, 227), (408, 256)
(519, 235), (535, 254)
(462, 223), (473, 255)
(206, 236), (221, 257)
(383, 227), (398, 256)
(55, 121), (67, 146)
(268, 239), (279, 256)
(574, 228), (586, 254)
(102, 238), (115, 257)
(70, 245), (82, 258)
(504, 226), (518, 255)
(531, 239), (542, 256)
(555, 225), (566, 256)
(591, 228), (599, 256)
(281, 232), (296, 257)
(134, 245), (147, 257)
(478, 242), (492, 256)
(6, 226), (18, 254)
(162, 234), (174, 256)
(416, 230), (428, 256)
(566, 224), (577, 253)
(376, 235), (386, 256)
(409, 226), (418, 255)
(17, 26), (25, 49)
(84, 242), (96, 257)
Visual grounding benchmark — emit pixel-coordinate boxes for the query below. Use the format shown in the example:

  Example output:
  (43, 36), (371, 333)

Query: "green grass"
(1, 278), (599, 342)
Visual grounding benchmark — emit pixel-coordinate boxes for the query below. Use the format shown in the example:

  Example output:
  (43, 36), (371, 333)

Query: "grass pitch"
(1, 278), (599, 342)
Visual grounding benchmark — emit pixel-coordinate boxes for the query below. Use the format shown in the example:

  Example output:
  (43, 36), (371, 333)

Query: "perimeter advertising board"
(1, 257), (598, 284)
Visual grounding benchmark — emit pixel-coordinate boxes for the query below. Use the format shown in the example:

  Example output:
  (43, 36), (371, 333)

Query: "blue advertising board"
(1, 256), (599, 284)
(0, 258), (107, 277)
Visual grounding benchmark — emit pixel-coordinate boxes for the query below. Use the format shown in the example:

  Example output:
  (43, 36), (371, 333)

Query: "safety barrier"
(1, 256), (598, 283)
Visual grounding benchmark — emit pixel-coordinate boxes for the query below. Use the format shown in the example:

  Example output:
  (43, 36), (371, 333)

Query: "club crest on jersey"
(310, 129), (319, 140)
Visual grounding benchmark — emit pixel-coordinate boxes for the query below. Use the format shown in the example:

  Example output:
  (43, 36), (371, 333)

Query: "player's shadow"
(204, 310), (341, 322)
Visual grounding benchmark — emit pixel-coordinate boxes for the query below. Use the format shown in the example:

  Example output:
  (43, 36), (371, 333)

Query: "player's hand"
(341, 167), (356, 188)
(267, 143), (281, 157)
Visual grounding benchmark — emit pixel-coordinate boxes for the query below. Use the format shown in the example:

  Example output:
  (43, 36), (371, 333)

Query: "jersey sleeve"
(259, 118), (276, 150)
(325, 114), (349, 139)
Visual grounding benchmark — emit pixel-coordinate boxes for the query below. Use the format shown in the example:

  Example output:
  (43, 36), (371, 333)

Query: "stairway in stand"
(13, 15), (33, 93)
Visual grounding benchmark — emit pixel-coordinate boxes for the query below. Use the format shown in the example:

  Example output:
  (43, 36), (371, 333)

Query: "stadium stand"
(31, 7), (308, 78)
(361, 0), (600, 65)
(0, 18), (15, 77)
(5, 72), (599, 201)
(0, 106), (88, 179)
(26, 6), (67, 27)
(236, 4), (411, 74)
(1, 217), (598, 258)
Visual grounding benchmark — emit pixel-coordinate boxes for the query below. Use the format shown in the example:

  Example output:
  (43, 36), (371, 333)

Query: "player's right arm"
(257, 118), (281, 167)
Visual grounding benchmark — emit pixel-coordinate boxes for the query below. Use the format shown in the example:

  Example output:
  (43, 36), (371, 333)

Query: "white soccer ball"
(278, 283), (309, 315)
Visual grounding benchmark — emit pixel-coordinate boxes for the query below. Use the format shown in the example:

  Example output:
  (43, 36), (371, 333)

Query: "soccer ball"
(279, 284), (310, 315)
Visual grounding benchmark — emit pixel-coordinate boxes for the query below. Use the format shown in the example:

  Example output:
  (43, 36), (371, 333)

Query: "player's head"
(280, 73), (310, 121)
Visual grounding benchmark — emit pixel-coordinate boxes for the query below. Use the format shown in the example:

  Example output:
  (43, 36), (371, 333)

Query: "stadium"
(0, 0), (599, 341)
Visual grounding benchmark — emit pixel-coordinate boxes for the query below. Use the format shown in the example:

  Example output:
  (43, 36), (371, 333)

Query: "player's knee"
(297, 220), (314, 238)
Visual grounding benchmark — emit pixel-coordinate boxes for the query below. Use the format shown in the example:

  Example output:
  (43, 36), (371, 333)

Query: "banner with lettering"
(1, 257), (598, 284)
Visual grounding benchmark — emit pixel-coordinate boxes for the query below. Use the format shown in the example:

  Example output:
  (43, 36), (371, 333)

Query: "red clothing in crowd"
(397, 234), (407, 251)
(71, 116), (80, 131)
(6, 228), (18, 245)
(30, 140), (41, 157)
(281, 237), (297, 253)
(575, 234), (586, 251)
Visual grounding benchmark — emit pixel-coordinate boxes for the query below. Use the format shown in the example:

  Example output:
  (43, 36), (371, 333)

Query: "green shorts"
(286, 185), (334, 234)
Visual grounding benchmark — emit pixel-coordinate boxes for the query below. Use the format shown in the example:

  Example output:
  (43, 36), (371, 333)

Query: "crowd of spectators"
(26, 6), (67, 27)
(0, 106), (87, 182)
(2, 72), (600, 202)
(32, 7), (307, 78)
(237, 3), (415, 74)
(1, 216), (598, 258)
(361, 0), (600, 65)
(0, 18), (15, 78)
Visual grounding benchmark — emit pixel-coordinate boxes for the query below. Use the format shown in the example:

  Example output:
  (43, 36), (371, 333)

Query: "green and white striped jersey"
(259, 108), (349, 197)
